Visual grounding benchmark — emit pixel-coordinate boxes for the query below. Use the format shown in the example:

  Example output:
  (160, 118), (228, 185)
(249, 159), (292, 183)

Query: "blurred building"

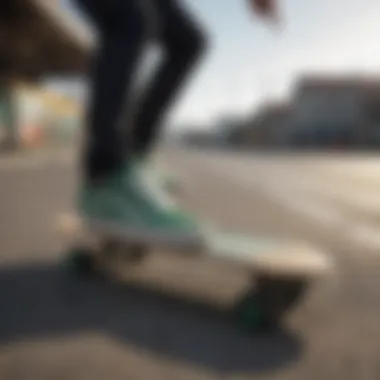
(236, 102), (293, 148)
(0, 0), (90, 150)
(0, 0), (91, 79)
(235, 75), (380, 150)
(212, 115), (245, 145)
(10, 83), (81, 149)
(289, 76), (380, 148)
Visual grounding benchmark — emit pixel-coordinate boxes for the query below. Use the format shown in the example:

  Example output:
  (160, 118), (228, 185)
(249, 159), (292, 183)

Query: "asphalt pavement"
(0, 147), (380, 380)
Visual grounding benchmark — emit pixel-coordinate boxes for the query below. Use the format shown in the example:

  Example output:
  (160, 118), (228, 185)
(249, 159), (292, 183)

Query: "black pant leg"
(75, 0), (148, 181)
(131, 0), (207, 157)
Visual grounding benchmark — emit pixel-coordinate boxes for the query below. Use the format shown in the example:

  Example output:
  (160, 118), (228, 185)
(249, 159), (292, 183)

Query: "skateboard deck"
(57, 212), (334, 330)
(57, 212), (333, 279)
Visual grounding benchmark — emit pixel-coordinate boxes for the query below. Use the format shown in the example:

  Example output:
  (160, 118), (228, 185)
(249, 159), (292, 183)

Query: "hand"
(249, 0), (280, 27)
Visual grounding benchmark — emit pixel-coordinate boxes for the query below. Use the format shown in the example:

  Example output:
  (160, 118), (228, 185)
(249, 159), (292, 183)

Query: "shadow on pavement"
(0, 260), (304, 374)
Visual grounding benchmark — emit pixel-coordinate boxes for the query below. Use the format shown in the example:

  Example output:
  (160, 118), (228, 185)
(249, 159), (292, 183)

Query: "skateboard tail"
(207, 232), (334, 278)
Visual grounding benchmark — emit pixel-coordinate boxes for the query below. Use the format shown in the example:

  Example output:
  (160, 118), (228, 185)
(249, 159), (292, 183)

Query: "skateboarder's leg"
(114, 0), (207, 233)
(128, 0), (207, 194)
(75, 0), (147, 182)
(74, 0), (149, 222)
(74, 0), (204, 242)
(131, 0), (207, 157)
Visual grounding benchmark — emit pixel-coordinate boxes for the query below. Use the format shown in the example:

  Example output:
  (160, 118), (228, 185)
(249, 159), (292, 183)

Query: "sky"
(59, 0), (380, 129)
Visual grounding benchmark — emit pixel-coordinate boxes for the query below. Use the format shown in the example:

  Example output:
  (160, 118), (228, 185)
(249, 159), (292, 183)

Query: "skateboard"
(57, 213), (333, 330)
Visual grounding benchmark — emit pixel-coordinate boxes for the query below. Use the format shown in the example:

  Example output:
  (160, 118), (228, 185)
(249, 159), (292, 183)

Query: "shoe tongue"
(134, 166), (178, 211)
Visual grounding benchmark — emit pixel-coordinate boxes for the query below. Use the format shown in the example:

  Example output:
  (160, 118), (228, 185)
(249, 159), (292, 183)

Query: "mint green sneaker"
(79, 166), (203, 248)
(135, 158), (180, 195)
(119, 161), (204, 247)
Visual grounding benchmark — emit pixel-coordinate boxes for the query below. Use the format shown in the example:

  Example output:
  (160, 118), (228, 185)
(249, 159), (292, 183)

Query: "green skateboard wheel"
(65, 248), (96, 277)
(234, 294), (265, 331)
(234, 277), (306, 331)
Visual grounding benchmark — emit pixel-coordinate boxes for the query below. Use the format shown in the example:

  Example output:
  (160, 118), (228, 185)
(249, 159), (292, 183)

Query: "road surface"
(0, 147), (379, 380)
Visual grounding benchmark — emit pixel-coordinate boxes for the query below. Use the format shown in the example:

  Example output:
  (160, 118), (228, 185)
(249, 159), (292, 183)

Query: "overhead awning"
(0, 0), (93, 79)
